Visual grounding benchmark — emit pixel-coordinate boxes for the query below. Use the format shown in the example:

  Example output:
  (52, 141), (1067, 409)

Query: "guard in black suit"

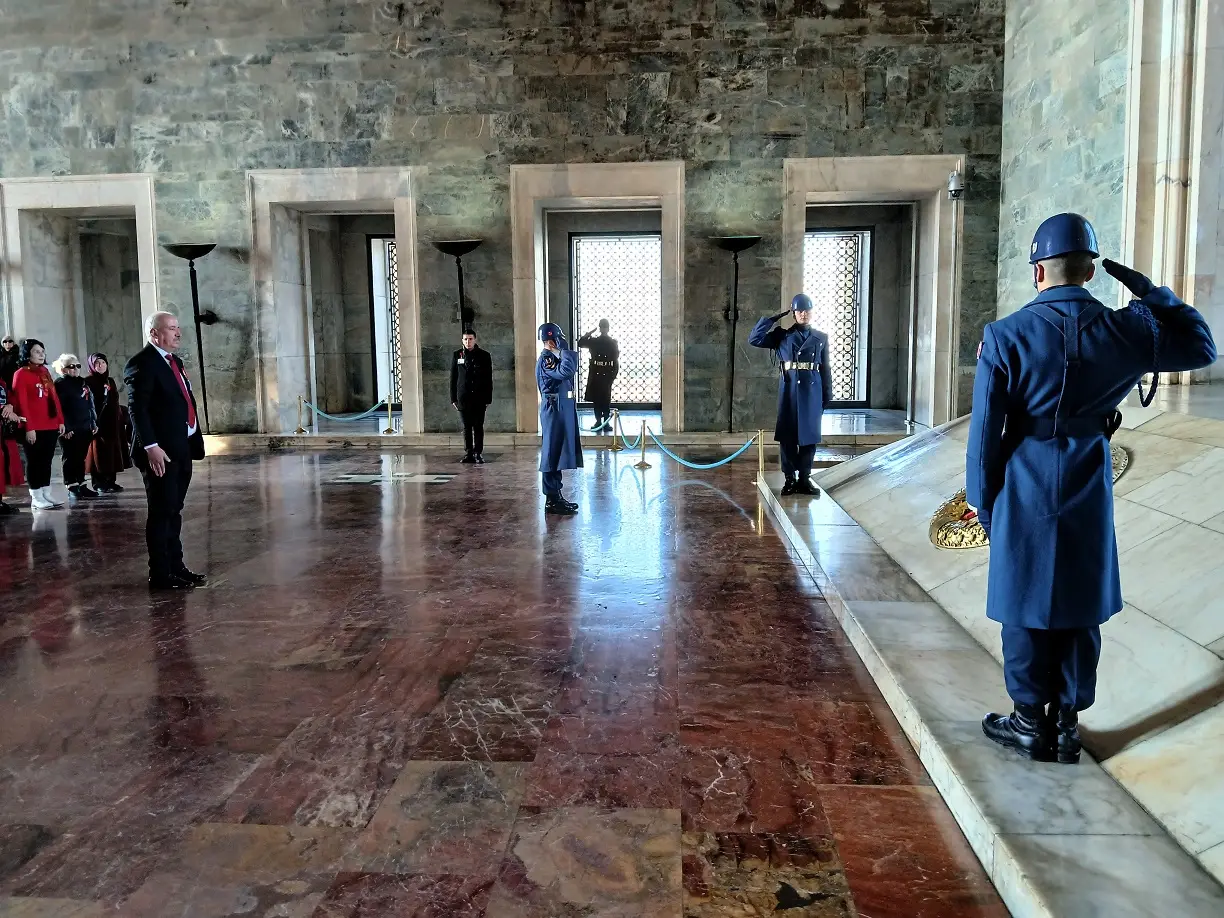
(124, 312), (206, 590)
(577, 319), (619, 432)
(450, 328), (493, 463)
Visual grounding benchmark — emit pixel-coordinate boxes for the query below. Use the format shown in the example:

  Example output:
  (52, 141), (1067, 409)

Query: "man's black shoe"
(149, 574), (195, 591)
(545, 496), (578, 515)
(174, 568), (207, 586)
(780, 477), (797, 496)
(982, 707), (1053, 761)
(0, 501), (19, 516)
(795, 477), (821, 497)
(474, 454), (485, 464)
(460, 453), (476, 464)
(1052, 707), (1082, 764)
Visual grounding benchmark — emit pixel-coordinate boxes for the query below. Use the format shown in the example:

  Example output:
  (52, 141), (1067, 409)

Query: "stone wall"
(996, 0), (1132, 317)
(0, 0), (1005, 432)
(79, 219), (144, 381)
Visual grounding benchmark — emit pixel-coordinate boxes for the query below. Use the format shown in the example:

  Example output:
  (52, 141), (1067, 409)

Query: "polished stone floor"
(0, 450), (1005, 917)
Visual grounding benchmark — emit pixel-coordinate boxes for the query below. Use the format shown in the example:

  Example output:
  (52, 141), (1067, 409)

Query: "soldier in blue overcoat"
(537, 322), (582, 515)
(967, 213), (1216, 764)
(749, 293), (834, 495)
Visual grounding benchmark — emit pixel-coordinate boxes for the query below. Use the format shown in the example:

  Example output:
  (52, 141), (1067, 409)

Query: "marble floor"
(0, 449), (1005, 917)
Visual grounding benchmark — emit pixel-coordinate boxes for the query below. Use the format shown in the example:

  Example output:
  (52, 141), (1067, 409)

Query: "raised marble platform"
(757, 395), (1224, 916)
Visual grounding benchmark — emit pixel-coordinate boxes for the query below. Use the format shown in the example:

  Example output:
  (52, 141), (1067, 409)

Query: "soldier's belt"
(1011, 415), (1112, 439)
(782, 361), (818, 371)
(590, 360), (615, 367)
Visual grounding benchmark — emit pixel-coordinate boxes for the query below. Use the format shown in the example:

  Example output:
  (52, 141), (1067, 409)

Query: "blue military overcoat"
(967, 283), (1216, 629)
(749, 314), (834, 445)
(538, 347), (584, 473)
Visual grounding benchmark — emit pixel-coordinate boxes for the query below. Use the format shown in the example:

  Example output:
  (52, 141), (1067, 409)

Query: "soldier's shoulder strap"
(1027, 301), (1108, 336)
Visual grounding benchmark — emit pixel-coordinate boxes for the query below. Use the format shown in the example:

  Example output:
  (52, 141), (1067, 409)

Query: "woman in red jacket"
(0, 376), (26, 516)
(9, 339), (65, 510)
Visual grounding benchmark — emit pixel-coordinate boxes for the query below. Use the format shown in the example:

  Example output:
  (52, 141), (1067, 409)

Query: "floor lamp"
(162, 243), (219, 433)
(433, 239), (483, 330)
(711, 235), (761, 433)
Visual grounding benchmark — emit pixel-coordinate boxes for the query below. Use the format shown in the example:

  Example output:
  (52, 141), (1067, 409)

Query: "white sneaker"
(39, 487), (63, 509)
(29, 488), (53, 510)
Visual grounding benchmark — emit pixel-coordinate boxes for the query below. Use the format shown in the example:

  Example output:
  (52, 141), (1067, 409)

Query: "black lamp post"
(162, 243), (218, 433)
(711, 235), (761, 433)
(433, 239), (483, 329)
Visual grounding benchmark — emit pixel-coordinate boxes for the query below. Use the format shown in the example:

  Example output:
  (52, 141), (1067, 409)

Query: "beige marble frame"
(510, 162), (685, 433)
(782, 156), (965, 427)
(0, 174), (160, 349)
(247, 168), (421, 434)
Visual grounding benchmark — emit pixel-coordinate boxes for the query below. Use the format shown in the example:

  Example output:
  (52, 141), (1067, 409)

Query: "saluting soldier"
(749, 293), (834, 496)
(537, 323), (582, 515)
(577, 318), (619, 432)
(968, 213), (1216, 764)
(450, 328), (492, 464)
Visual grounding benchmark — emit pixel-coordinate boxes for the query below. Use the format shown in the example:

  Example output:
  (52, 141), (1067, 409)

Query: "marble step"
(757, 471), (1224, 918)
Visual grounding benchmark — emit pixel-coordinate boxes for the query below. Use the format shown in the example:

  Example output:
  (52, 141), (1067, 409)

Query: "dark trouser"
(588, 379), (613, 428)
(541, 470), (563, 497)
(779, 441), (817, 479)
(22, 430), (59, 489)
(459, 402), (486, 455)
(60, 430), (92, 487)
(1002, 624), (1102, 713)
(142, 457), (193, 579)
(591, 397), (612, 428)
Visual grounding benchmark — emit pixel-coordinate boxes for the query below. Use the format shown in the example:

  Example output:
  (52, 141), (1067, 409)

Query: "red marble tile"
(820, 786), (1010, 918)
(312, 871), (493, 917)
(791, 703), (932, 786)
(522, 745), (682, 809)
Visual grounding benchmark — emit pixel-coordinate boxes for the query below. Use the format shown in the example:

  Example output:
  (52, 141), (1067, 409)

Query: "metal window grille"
(386, 240), (402, 404)
(801, 230), (871, 402)
(572, 234), (662, 405)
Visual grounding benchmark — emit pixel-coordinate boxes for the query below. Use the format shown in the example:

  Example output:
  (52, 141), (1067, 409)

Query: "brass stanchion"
(382, 396), (395, 434)
(634, 424), (653, 470)
(755, 429), (765, 484)
(294, 395), (308, 434)
(609, 408), (624, 452)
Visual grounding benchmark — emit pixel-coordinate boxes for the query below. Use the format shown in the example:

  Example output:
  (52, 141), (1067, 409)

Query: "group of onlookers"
(0, 334), (131, 515)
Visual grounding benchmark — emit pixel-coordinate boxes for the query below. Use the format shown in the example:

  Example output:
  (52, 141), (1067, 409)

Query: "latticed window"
(801, 231), (872, 403)
(385, 241), (402, 404)
(571, 234), (662, 405)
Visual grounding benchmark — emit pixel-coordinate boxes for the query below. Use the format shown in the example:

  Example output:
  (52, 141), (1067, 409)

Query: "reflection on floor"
(0, 451), (1004, 917)
(1123, 378), (1224, 421)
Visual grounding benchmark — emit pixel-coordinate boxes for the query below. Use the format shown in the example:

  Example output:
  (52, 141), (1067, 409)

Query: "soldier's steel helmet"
(791, 293), (814, 312)
(1029, 213), (1099, 264)
(538, 322), (564, 342)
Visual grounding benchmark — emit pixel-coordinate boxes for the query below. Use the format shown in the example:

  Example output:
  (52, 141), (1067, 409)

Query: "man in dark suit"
(125, 311), (207, 590)
(450, 328), (493, 464)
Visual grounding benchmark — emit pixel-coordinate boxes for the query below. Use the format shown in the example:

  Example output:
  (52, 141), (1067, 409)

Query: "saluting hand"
(1102, 259), (1155, 298)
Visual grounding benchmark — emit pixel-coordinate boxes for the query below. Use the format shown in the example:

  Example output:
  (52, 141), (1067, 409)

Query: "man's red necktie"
(166, 355), (198, 430)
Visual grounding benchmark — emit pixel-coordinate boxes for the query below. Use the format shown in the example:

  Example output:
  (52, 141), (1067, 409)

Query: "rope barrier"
(645, 429), (759, 470)
(303, 398), (387, 423)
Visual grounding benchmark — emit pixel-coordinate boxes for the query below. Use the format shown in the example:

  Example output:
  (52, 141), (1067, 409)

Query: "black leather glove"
(1102, 259), (1155, 299)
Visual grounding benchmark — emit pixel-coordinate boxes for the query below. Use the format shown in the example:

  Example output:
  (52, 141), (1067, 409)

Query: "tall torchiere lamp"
(162, 243), (219, 433)
(433, 239), (483, 329)
(711, 235), (761, 433)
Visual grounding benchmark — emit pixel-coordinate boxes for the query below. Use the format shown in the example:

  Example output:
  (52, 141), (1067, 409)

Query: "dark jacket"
(967, 283), (1216, 630)
(450, 345), (492, 406)
(124, 344), (205, 469)
(53, 376), (97, 433)
(0, 348), (17, 389)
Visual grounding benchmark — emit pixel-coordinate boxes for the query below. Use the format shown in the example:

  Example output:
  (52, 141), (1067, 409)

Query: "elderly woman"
(9, 339), (65, 510)
(0, 375), (26, 516)
(84, 353), (128, 493)
(52, 353), (98, 502)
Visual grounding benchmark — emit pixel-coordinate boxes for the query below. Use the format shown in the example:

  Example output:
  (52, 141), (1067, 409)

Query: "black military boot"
(982, 704), (1053, 761)
(794, 477), (821, 497)
(1052, 706), (1082, 764)
(780, 475), (797, 496)
(545, 495), (577, 515)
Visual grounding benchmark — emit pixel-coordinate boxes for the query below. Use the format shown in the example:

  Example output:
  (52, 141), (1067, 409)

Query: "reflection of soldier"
(537, 323), (582, 516)
(749, 293), (833, 496)
(577, 319), (619, 432)
(968, 213), (1217, 765)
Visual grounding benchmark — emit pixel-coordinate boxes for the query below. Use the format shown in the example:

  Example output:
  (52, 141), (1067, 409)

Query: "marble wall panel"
(79, 221), (144, 379)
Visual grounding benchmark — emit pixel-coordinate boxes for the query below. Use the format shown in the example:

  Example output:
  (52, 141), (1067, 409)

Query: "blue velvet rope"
(303, 399), (387, 422)
(645, 430), (758, 470)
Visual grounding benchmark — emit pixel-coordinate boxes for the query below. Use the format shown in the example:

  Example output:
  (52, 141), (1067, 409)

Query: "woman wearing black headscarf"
(84, 353), (128, 493)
